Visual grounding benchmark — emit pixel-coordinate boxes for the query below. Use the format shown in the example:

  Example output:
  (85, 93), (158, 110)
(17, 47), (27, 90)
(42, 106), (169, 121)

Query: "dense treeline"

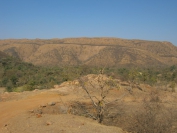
(106, 66), (177, 86)
(0, 57), (98, 92)
(0, 56), (177, 92)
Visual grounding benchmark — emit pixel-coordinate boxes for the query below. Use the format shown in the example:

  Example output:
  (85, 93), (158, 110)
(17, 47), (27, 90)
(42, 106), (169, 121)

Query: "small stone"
(48, 102), (56, 106)
(33, 89), (39, 92)
(36, 109), (43, 114)
(36, 114), (42, 118)
(120, 82), (129, 86)
(4, 124), (7, 127)
(40, 104), (47, 108)
(46, 121), (52, 126)
(29, 110), (34, 113)
(59, 105), (68, 114)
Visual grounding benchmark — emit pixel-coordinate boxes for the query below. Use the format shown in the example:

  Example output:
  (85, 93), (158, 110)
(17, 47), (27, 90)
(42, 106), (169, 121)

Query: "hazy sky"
(0, 0), (177, 45)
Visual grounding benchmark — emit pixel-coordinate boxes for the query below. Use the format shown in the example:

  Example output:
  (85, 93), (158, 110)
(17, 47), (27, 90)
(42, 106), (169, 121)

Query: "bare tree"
(77, 69), (128, 123)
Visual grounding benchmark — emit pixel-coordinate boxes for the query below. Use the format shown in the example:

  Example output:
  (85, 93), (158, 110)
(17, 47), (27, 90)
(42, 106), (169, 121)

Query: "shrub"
(129, 90), (173, 133)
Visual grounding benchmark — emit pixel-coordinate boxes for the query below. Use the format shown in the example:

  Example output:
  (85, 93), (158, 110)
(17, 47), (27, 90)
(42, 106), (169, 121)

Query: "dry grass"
(0, 38), (177, 67)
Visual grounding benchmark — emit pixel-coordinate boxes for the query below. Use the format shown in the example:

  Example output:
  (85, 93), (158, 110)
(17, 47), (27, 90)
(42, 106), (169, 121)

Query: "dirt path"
(0, 90), (125, 133)
(0, 92), (70, 128)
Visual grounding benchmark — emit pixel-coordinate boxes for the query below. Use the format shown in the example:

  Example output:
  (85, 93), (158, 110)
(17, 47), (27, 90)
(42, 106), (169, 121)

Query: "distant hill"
(0, 38), (177, 67)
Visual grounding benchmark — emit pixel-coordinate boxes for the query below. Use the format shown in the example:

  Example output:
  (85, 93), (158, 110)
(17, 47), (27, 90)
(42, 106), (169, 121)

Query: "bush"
(129, 90), (173, 133)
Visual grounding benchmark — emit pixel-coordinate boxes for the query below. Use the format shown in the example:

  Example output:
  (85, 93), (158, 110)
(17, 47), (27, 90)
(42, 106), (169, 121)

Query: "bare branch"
(78, 78), (98, 108)
(105, 93), (128, 105)
(77, 70), (128, 123)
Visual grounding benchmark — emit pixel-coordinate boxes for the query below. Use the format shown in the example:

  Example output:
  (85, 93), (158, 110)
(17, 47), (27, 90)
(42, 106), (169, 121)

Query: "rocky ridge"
(0, 38), (177, 67)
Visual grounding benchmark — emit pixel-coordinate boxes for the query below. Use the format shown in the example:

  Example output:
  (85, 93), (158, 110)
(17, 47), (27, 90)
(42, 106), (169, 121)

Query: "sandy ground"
(0, 92), (61, 127)
(0, 113), (124, 133)
(1, 80), (177, 133)
(0, 86), (125, 133)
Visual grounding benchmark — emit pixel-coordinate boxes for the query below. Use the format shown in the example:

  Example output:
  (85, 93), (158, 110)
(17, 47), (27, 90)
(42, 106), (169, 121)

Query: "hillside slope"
(0, 38), (177, 67)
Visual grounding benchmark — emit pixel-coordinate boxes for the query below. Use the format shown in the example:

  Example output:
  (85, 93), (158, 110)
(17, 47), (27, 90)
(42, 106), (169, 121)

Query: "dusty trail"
(0, 92), (72, 128)
(0, 90), (125, 133)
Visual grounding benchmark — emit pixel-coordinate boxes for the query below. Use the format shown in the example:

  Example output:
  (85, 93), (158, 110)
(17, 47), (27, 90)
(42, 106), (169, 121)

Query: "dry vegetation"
(68, 75), (177, 133)
(1, 38), (177, 132)
(0, 38), (177, 67)
(1, 72), (177, 133)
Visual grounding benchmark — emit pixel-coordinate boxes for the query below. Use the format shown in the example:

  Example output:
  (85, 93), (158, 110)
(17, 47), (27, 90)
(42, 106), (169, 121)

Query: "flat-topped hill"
(0, 38), (177, 67)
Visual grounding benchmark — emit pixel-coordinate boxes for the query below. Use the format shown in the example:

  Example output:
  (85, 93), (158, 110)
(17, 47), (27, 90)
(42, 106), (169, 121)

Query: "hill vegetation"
(0, 38), (177, 92)
(0, 55), (92, 92)
(0, 50), (177, 92)
(0, 38), (177, 67)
